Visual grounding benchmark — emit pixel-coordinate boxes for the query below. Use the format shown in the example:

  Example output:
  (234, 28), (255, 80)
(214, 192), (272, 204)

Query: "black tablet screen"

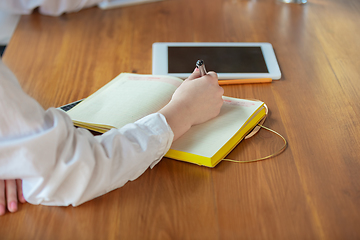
(168, 46), (269, 74)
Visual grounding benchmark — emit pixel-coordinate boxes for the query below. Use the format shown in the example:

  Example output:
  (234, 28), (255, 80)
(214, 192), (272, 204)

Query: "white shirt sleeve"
(0, 0), (104, 16)
(0, 60), (174, 206)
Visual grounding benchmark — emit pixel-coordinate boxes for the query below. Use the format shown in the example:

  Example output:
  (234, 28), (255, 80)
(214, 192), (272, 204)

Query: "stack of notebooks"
(66, 73), (266, 167)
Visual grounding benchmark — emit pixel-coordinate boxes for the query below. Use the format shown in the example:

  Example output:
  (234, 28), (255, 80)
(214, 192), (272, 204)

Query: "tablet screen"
(168, 46), (269, 74)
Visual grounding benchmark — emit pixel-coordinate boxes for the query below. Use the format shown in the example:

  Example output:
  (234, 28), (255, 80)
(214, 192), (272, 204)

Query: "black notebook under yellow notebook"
(66, 73), (266, 167)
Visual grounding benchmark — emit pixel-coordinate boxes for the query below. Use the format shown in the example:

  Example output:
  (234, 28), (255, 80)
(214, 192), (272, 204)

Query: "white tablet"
(152, 42), (281, 80)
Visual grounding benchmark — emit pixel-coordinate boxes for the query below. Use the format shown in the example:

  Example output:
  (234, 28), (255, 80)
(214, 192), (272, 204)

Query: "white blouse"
(0, 0), (103, 16)
(0, 60), (174, 206)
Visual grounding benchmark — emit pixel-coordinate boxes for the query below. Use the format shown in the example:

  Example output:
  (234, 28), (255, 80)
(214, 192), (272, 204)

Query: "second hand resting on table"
(0, 180), (25, 215)
(0, 67), (223, 216)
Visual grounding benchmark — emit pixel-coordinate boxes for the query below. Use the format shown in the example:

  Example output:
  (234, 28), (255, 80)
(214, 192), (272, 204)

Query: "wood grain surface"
(1, 0), (360, 239)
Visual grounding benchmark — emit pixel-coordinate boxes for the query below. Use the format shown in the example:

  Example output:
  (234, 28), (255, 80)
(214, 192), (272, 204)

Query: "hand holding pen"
(196, 59), (207, 76)
(158, 59), (224, 140)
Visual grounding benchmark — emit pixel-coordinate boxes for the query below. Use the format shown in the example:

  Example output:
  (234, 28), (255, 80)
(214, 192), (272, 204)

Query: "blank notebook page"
(170, 97), (264, 158)
(67, 73), (182, 128)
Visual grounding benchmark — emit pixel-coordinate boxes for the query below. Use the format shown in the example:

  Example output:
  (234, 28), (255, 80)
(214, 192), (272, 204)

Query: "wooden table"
(2, 0), (360, 239)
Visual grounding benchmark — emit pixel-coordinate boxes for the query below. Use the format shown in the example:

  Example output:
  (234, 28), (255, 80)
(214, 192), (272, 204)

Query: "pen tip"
(196, 59), (204, 67)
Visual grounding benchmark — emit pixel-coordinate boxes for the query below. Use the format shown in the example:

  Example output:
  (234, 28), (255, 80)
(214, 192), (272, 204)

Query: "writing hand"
(159, 68), (224, 141)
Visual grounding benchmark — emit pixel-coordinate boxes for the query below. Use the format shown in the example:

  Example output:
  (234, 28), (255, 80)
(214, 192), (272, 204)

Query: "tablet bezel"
(152, 42), (281, 80)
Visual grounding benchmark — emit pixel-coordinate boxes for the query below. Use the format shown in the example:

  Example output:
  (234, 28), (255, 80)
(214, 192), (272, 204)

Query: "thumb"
(186, 68), (201, 81)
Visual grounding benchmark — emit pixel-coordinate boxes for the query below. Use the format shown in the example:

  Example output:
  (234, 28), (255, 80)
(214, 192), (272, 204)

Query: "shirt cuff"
(134, 112), (174, 168)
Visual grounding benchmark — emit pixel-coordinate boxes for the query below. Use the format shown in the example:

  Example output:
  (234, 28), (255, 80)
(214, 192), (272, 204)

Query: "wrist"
(158, 101), (192, 141)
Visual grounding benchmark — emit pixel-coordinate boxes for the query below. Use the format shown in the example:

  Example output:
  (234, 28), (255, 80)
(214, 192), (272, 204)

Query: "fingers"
(5, 180), (18, 213)
(0, 179), (25, 216)
(202, 71), (224, 95)
(204, 71), (221, 85)
(16, 179), (26, 203)
(187, 69), (220, 85)
(186, 68), (201, 81)
(0, 180), (5, 216)
(206, 71), (218, 80)
(185, 70), (223, 96)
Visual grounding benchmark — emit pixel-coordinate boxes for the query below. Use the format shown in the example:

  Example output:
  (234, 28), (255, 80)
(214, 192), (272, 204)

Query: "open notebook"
(66, 73), (266, 167)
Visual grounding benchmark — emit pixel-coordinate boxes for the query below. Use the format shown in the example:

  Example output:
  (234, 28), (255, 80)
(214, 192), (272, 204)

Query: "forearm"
(158, 101), (192, 141)
(1, 59), (174, 207)
(1, 109), (173, 206)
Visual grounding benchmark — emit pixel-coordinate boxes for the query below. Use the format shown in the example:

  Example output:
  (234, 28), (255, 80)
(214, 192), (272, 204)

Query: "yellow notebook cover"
(66, 73), (266, 167)
(165, 99), (266, 167)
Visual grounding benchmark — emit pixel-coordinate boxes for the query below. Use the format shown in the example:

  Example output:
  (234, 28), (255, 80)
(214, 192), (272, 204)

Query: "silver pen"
(196, 59), (207, 76)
